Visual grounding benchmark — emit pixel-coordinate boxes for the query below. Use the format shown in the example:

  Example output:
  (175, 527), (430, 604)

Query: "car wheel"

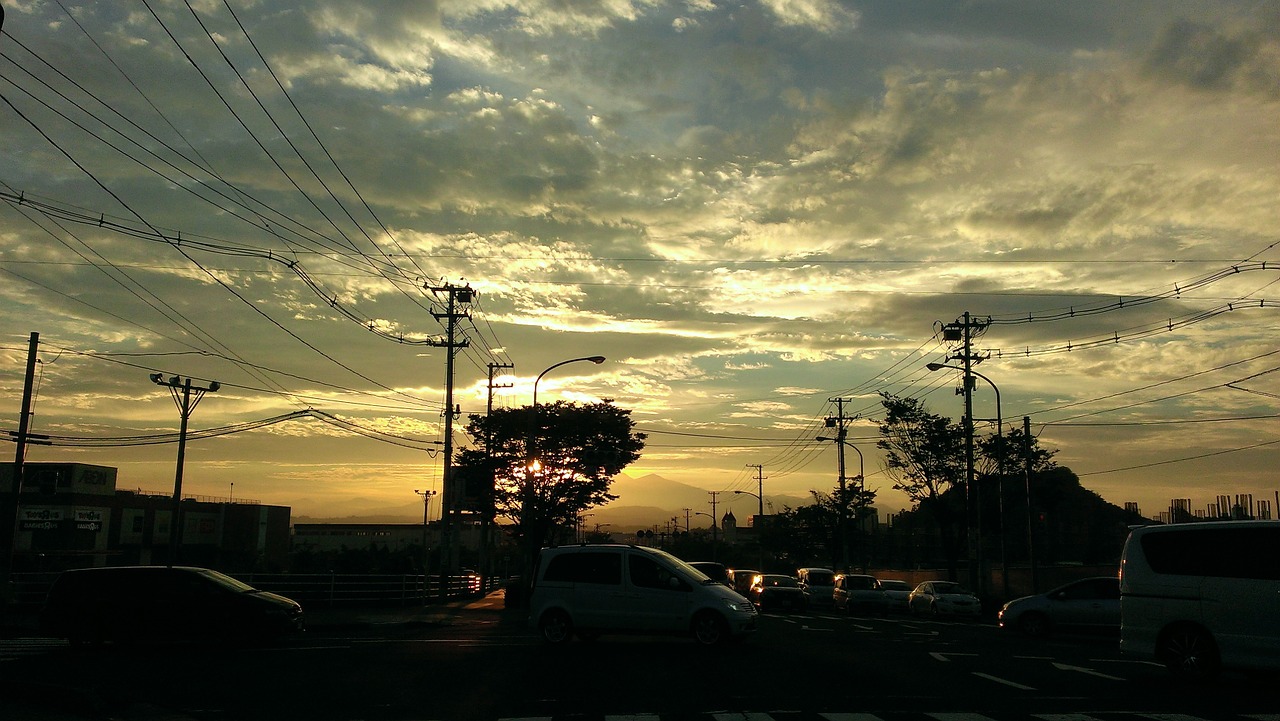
(1018, 612), (1051, 637)
(538, 609), (573, 644)
(692, 611), (730, 646)
(1158, 625), (1221, 681)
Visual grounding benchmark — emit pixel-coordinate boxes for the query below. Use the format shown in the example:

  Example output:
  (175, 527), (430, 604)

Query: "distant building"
(1, 462), (291, 573)
(292, 520), (490, 554)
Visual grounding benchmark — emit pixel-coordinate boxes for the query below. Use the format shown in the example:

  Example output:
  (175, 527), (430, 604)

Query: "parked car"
(796, 567), (836, 608)
(460, 568), (483, 597)
(748, 574), (807, 613)
(727, 568), (760, 596)
(40, 565), (304, 645)
(528, 544), (757, 645)
(1120, 520), (1280, 680)
(688, 561), (731, 586)
(877, 579), (912, 612)
(907, 581), (982, 618)
(998, 576), (1120, 637)
(832, 573), (888, 614)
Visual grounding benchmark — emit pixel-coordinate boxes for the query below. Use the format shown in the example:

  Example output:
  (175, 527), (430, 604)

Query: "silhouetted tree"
(453, 401), (645, 588)
(876, 393), (966, 579)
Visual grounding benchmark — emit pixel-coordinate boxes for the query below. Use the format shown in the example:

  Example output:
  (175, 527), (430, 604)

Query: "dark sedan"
(748, 574), (807, 613)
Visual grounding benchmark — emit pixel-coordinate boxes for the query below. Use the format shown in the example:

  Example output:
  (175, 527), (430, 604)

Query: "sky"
(1, 0), (1278, 524)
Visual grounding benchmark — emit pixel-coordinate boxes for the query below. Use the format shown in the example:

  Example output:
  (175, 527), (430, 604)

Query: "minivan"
(1120, 520), (1280, 679)
(41, 565), (305, 645)
(528, 544), (757, 645)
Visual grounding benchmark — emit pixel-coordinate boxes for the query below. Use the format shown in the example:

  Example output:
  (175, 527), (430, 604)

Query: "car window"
(543, 551), (623, 585)
(845, 576), (876, 590)
(762, 576), (798, 587)
(1140, 526), (1280, 580)
(629, 553), (686, 591)
(804, 571), (835, 585)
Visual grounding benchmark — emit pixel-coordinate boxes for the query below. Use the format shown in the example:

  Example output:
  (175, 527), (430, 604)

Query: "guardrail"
(6, 571), (499, 609)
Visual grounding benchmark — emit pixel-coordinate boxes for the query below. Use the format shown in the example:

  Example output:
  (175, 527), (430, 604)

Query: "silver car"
(998, 576), (1119, 637)
(907, 580), (982, 618)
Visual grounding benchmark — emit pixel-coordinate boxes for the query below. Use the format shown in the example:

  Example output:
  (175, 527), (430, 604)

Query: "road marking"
(927, 713), (998, 721)
(970, 672), (1037, 690)
(1052, 662), (1125, 681)
(821, 714), (886, 721)
(929, 652), (978, 661)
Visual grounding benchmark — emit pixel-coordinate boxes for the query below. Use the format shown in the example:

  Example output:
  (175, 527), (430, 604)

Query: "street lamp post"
(150, 373), (219, 566)
(694, 511), (716, 561)
(927, 362), (1003, 596)
(816, 435), (864, 571)
(414, 489), (437, 585)
(733, 490), (765, 571)
(525, 355), (605, 556)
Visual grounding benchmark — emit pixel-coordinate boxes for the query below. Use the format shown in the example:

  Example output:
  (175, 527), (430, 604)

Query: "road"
(1, 595), (1274, 721)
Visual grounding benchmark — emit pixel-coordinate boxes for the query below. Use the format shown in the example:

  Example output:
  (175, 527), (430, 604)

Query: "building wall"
(1, 462), (291, 573)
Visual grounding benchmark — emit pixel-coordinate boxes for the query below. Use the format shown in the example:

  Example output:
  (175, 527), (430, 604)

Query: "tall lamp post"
(150, 373), (219, 566)
(733, 490), (765, 571)
(927, 362), (1003, 596)
(414, 489), (437, 585)
(815, 434), (864, 571)
(694, 511), (717, 561)
(525, 355), (605, 550)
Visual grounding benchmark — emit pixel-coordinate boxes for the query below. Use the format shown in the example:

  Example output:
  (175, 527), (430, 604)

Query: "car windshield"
(879, 580), (910, 591)
(196, 569), (258, 593)
(805, 571), (835, 586)
(762, 576), (798, 587)
(846, 576), (877, 590)
(932, 582), (970, 595)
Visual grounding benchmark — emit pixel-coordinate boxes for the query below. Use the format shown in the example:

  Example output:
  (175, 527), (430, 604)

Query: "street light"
(733, 490), (765, 571)
(927, 362), (1004, 595)
(816, 435), (865, 572)
(694, 511), (717, 561)
(414, 489), (437, 582)
(532, 356), (606, 408)
(524, 355), (605, 561)
(150, 373), (219, 566)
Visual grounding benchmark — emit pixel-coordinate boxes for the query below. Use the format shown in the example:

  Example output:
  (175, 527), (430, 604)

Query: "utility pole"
(479, 362), (513, 590)
(708, 491), (721, 561)
(745, 464), (766, 519)
(745, 463), (766, 572)
(1023, 415), (1038, 593)
(150, 372), (220, 566)
(428, 283), (472, 600)
(940, 312), (990, 591)
(1, 332), (39, 599)
(825, 398), (851, 572)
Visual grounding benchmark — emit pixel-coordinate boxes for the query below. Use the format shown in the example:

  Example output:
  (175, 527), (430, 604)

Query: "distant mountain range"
(293, 473), (810, 530)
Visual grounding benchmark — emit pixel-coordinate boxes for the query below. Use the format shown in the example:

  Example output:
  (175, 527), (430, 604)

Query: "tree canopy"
(453, 400), (645, 556)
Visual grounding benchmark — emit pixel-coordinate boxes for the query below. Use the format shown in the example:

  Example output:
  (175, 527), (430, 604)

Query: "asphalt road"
(1, 595), (1274, 721)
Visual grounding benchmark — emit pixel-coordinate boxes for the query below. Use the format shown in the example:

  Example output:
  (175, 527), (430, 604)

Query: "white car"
(528, 544), (757, 645)
(876, 579), (912, 612)
(907, 581), (982, 618)
(1120, 520), (1280, 679)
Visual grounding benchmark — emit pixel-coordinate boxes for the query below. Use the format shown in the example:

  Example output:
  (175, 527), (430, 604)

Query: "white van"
(1119, 520), (1280, 679)
(528, 544), (757, 645)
